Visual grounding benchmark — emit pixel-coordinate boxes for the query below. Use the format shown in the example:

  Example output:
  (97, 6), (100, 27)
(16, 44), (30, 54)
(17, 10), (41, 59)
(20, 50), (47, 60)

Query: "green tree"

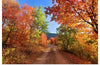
(56, 25), (77, 50)
(34, 6), (48, 34)
(31, 6), (49, 49)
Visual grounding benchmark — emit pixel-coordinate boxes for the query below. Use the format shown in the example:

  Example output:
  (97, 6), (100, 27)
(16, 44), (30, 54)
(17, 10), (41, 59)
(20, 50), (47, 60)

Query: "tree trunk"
(33, 38), (36, 50)
(2, 30), (11, 48)
(2, 34), (9, 48)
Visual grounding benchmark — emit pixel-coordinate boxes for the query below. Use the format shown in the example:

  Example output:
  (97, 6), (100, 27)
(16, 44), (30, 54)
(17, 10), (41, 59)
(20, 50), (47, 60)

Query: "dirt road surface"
(33, 45), (71, 64)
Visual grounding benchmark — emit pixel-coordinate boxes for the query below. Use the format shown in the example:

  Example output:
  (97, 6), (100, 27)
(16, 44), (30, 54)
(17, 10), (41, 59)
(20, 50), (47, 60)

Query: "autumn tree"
(20, 4), (35, 47)
(2, 0), (35, 49)
(15, 4), (35, 49)
(49, 37), (54, 44)
(40, 33), (47, 47)
(49, 37), (57, 45)
(45, 0), (98, 33)
(2, 0), (20, 47)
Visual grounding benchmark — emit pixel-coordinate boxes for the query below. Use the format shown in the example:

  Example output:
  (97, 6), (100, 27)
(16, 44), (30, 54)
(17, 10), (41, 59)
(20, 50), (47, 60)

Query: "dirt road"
(33, 45), (71, 64)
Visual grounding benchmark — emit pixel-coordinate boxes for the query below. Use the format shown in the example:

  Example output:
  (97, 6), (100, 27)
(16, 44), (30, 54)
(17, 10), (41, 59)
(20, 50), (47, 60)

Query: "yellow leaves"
(4, 49), (10, 55)
(3, 48), (16, 57)
(6, 26), (10, 32)
(84, 34), (88, 38)
(91, 56), (94, 59)
(75, 35), (78, 38)
(86, 38), (91, 41)
(11, 48), (15, 51)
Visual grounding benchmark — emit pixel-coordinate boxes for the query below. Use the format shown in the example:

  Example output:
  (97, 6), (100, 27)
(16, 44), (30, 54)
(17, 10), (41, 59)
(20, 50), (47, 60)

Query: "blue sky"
(17, 0), (60, 33)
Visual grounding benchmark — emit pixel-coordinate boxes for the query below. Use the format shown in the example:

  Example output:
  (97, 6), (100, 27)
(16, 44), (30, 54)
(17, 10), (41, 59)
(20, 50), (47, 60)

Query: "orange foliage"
(40, 33), (47, 47)
(49, 37), (57, 45)
(2, 0), (35, 48)
(45, 0), (98, 33)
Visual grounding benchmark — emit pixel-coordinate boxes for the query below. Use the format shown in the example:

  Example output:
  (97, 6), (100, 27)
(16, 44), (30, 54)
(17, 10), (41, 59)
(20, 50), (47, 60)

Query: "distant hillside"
(46, 33), (57, 40)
